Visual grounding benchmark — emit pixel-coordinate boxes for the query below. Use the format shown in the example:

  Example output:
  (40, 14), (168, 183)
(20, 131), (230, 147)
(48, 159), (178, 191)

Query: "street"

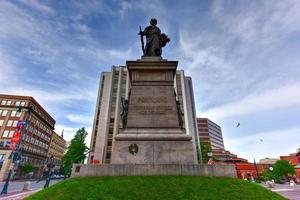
(263, 183), (300, 200)
(0, 179), (62, 200)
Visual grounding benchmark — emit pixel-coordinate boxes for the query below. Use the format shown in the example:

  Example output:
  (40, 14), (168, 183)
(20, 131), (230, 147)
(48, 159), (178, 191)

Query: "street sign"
(11, 132), (21, 143)
(17, 120), (25, 127)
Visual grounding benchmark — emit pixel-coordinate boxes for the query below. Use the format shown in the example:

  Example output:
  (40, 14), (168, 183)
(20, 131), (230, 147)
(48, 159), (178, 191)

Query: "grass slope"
(26, 176), (286, 200)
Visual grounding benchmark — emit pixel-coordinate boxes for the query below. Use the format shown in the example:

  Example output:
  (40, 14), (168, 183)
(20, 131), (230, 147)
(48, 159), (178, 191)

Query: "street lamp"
(1, 106), (33, 195)
(44, 155), (55, 188)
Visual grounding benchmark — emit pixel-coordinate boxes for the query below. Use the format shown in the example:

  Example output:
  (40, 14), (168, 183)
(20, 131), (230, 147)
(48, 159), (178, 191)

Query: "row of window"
(0, 140), (11, 148)
(1, 100), (25, 106)
(1, 99), (55, 128)
(0, 109), (22, 117)
(2, 130), (15, 138)
(28, 126), (51, 142)
(30, 117), (52, 135)
(22, 144), (47, 156)
(49, 144), (65, 154)
(49, 148), (65, 157)
(1, 128), (50, 144)
(20, 156), (45, 166)
(6, 120), (19, 127)
(30, 105), (55, 128)
(24, 135), (49, 149)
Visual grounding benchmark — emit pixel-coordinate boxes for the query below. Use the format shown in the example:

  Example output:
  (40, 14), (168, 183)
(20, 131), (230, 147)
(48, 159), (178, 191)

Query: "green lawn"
(26, 176), (286, 200)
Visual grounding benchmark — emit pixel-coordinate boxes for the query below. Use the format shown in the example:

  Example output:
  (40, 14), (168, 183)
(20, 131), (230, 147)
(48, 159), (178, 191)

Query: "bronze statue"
(174, 91), (184, 129)
(120, 97), (128, 128)
(176, 100), (184, 129)
(139, 18), (170, 57)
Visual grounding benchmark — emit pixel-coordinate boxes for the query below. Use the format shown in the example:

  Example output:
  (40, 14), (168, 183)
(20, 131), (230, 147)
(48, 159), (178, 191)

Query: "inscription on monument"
(137, 97), (167, 103)
(126, 85), (179, 128)
(131, 97), (172, 115)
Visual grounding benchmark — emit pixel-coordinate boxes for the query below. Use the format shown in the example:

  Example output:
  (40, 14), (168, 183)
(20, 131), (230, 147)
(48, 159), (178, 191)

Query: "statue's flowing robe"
(144, 25), (161, 56)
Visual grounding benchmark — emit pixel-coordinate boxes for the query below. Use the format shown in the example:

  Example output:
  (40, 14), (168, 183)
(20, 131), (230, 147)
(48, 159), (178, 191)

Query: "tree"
(22, 163), (33, 175)
(200, 141), (211, 163)
(272, 160), (296, 182)
(61, 127), (89, 176)
(259, 170), (273, 181)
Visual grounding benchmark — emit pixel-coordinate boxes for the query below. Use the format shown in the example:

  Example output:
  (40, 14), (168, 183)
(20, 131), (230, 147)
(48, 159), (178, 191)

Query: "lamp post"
(1, 106), (33, 195)
(269, 166), (275, 182)
(44, 155), (54, 188)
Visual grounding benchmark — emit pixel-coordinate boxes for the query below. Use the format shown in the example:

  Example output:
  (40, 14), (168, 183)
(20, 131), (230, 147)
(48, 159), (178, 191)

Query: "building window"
(0, 154), (6, 170)
(10, 110), (21, 117)
(15, 101), (25, 106)
(6, 120), (13, 127)
(10, 110), (16, 117)
(1, 100), (12, 106)
(0, 120), (4, 126)
(16, 111), (21, 117)
(2, 130), (14, 138)
(0, 110), (8, 116)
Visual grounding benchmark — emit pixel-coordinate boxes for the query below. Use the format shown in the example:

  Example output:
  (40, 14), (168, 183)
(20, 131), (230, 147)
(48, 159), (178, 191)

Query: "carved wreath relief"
(129, 143), (139, 155)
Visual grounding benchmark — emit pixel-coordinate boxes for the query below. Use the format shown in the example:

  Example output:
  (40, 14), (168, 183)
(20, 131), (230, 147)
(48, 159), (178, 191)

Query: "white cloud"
(73, 23), (91, 33)
(202, 82), (300, 120)
(66, 114), (93, 125)
(1, 0), (300, 163)
(225, 127), (300, 161)
(20, 0), (54, 14)
(211, 0), (300, 43)
(54, 125), (92, 147)
(177, 0), (300, 112)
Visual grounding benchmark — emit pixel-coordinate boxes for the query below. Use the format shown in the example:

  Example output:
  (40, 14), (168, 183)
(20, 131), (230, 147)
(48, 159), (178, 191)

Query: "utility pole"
(1, 106), (33, 195)
(44, 155), (54, 188)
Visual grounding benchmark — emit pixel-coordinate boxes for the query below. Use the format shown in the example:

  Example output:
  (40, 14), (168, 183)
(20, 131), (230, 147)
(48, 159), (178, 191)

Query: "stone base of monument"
(112, 128), (195, 164)
(71, 164), (237, 178)
(110, 58), (197, 165)
(112, 141), (195, 164)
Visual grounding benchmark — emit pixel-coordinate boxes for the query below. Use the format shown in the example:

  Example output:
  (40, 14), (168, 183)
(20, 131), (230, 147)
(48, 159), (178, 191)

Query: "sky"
(0, 0), (299, 161)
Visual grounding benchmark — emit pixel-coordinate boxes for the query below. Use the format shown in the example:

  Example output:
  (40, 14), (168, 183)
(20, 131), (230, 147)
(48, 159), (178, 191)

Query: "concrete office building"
(88, 66), (201, 164)
(0, 94), (55, 180)
(197, 118), (225, 150)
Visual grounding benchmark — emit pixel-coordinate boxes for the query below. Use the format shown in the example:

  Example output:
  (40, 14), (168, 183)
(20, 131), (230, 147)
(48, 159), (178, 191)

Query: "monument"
(71, 19), (237, 178)
(111, 18), (195, 164)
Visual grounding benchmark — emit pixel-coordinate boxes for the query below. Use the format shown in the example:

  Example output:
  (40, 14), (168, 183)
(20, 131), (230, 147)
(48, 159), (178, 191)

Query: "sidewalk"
(262, 182), (300, 200)
(0, 179), (62, 200)
(0, 189), (40, 200)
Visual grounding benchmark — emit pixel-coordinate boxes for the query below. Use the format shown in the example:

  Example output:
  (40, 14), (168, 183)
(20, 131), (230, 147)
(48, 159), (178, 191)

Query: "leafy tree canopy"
(22, 163), (34, 175)
(272, 160), (296, 181)
(61, 127), (89, 176)
(200, 142), (211, 163)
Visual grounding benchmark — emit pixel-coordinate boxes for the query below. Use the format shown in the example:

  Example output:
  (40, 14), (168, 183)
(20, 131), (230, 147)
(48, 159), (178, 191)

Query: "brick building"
(0, 94), (55, 180)
(280, 148), (300, 177)
(235, 162), (258, 179)
(47, 131), (66, 172)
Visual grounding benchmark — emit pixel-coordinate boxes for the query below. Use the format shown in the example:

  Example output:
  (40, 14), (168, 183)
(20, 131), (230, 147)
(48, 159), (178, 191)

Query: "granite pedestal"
(111, 57), (196, 164)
